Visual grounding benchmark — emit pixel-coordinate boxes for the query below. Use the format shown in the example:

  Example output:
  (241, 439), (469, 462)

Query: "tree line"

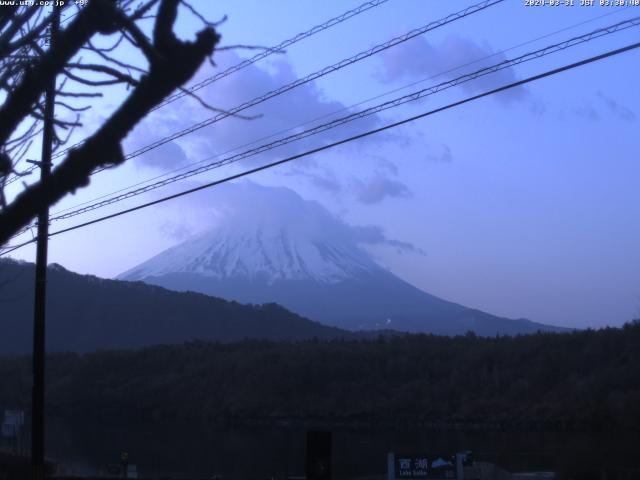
(1, 321), (639, 432)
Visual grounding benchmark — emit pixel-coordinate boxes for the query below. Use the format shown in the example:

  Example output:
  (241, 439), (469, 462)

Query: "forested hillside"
(1, 322), (639, 432)
(0, 259), (349, 354)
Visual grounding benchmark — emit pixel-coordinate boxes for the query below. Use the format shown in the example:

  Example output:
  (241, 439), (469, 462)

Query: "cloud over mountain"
(126, 51), (381, 172)
(156, 180), (421, 255)
(378, 34), (529, 105)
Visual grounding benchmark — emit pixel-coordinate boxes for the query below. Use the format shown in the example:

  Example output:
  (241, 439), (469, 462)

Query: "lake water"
(45, 418), (640, 479)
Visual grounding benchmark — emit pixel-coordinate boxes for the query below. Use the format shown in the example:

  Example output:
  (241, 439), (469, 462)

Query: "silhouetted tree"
(0, 0), (220, 245)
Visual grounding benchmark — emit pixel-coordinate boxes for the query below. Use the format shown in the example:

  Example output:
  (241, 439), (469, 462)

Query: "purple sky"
(5, 0), (640, 328)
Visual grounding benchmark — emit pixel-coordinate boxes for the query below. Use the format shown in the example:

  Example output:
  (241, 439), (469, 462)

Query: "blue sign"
(391, 454), (457, 479)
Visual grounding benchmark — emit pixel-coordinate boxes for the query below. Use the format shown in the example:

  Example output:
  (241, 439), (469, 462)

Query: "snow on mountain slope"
(121, 223), (380, 284)
(120, 183), (382, 284)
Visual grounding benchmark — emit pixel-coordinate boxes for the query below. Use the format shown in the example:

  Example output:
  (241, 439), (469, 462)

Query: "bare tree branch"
(0, 0), (220, 245)
(0, 0), (121, 146)
(66, 62), (140, 86)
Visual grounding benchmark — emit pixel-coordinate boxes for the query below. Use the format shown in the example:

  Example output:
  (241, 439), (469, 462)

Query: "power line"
(116, 0), (504, 163)
(3, 39), (638, 257)
(6, 11), (637, 242)
(41, 0), (391, 164)
(3, 0), (391, 188)
(154, 0), (391, 110)
(54, 0), (505, 172)
(43, 5), (633, 222)
(37, 16), (640, 224)
(2, 0), (503, 238)
(4, 165), (37, 185)
(21, 0), (625, 191)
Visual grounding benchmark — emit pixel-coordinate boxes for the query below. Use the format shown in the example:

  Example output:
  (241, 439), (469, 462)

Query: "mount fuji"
(119, 182), (565, 336)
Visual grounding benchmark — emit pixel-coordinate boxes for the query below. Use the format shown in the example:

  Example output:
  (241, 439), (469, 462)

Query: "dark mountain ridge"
(0, 259), (348, 355)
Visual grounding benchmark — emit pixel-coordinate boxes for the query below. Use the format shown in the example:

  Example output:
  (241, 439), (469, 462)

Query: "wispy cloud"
(573, 104), (601, 122)
(350, 173), (411, 205)
(377, 34), (529, 105)
(426, 144), (453, 163)
(159, 220), (194, 241)
(351, 224), (424, 255)
(572, 91), (636, 123)
(153, 180), (422, 255)
(285, 166), (342, 193)
(597, 90), (636, 123)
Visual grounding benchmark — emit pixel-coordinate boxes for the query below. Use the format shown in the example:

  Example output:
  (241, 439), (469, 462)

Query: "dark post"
(306, 431), (332, 480)
(31, 6), (59, 480)
(121, 451), (129, 479)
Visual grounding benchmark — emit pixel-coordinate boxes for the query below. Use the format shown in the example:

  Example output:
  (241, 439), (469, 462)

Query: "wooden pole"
(31, 6), (58, 480)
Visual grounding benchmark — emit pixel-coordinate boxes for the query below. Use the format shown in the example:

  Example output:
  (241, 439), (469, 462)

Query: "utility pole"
(32, 6), (59, 480)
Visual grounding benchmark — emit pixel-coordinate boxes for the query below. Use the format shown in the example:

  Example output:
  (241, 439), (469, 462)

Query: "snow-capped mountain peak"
(121, 223), (380, 284)
(119, 183), (381, 284)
